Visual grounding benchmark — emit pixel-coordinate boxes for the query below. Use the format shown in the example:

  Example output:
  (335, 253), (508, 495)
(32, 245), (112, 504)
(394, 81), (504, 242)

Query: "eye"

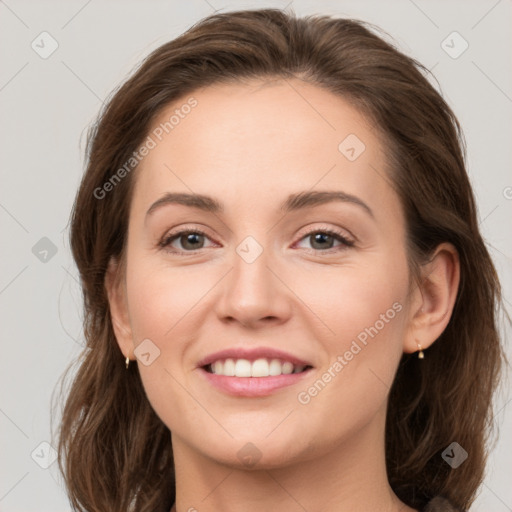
(295, 227), (355, 253)
(159, 229), (216, 254)
(158, 226), (355, 255)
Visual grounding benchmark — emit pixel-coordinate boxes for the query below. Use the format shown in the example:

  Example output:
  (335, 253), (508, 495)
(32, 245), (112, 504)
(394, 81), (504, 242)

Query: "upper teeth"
(209, 358), (306, 377)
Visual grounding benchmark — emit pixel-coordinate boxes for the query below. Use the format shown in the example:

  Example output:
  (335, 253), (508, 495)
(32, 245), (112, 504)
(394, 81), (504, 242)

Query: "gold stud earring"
(125, 355), (130, 369)
(417, 343), (424, 359)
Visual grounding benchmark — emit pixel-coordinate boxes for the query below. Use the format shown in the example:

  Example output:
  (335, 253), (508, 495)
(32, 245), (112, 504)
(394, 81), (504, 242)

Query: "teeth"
(282, 361), (294, 374)
(212, 360), (223, 375)
(223, 358), (235, 376)
(209, 358), (308, 377)
(251, 358), (269, 377)
(269, 359), (282, 376)
(235, 359), (252, 377)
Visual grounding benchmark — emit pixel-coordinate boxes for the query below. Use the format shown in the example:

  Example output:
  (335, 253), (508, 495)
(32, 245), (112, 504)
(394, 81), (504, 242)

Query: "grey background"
(1, 1), (511, 511)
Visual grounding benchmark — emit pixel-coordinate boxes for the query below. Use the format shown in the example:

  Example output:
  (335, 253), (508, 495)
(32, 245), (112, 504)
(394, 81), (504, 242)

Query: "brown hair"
(52, 8), (509, 512)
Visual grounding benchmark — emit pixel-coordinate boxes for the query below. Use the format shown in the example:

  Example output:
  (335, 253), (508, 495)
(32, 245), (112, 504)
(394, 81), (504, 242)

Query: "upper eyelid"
(296, 225), (354, 241)
(160, 224), (355, 250)
(161, 223), (354, 240)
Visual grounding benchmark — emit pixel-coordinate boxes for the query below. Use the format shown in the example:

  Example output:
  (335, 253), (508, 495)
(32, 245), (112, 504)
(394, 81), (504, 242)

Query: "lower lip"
(199, 367), (312, 397)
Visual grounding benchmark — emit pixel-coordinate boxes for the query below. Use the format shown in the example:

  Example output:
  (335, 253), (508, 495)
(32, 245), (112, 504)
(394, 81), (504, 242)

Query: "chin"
(193, 433), (315, 471)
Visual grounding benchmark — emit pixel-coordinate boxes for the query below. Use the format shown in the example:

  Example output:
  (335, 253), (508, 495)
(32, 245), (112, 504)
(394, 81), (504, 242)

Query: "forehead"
(131, 78), (395, 220)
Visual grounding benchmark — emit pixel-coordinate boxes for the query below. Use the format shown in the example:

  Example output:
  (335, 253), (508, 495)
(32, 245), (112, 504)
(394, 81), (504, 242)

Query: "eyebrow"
(145, 190), (374, 219)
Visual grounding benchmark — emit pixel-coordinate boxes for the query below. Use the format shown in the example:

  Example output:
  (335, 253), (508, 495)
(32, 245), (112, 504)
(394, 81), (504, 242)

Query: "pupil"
(183, 233), (203, 249)
(180, 233), (334, 251)
(312, 233), (332, 249)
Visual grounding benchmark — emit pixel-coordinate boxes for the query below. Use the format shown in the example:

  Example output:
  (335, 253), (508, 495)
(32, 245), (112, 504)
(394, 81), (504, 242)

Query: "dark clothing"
(422, 496), (462, 512)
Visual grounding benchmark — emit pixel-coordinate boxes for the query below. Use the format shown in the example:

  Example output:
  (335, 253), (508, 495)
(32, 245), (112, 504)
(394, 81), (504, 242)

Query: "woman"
(54, 8), (507, 512)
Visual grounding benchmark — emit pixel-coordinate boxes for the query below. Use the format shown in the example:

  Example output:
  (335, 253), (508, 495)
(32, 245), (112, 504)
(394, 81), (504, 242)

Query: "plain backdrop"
(1, 1), (511, 511)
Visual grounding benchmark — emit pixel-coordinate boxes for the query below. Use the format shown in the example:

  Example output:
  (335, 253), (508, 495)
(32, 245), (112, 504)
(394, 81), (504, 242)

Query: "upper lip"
(197, 347), (313, 369)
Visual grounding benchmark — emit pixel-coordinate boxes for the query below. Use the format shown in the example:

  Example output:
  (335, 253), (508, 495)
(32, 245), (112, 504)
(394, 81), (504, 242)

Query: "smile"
(197, 347), (314, 396)
(204, 358), (311, 377)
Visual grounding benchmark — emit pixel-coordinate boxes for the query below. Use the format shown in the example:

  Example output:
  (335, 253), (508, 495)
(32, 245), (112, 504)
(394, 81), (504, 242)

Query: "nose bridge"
(215, 234), (292, 326)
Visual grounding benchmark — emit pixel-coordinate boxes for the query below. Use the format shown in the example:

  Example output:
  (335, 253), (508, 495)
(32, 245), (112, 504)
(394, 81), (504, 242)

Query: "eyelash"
(158, 226), (355, 256)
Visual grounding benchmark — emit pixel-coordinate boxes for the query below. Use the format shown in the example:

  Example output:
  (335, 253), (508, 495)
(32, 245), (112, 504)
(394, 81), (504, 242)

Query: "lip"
(199, 366), (313, 397)
(196, 346), (313, 369)
(196, 347), (314, 398)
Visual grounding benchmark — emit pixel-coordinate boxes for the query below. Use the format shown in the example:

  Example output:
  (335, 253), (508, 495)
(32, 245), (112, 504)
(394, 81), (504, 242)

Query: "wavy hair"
(52, 8), (509, 512)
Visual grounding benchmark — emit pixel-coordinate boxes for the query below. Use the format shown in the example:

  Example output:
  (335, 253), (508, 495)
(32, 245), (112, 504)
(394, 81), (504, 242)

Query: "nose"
(214, 243), (293, 329)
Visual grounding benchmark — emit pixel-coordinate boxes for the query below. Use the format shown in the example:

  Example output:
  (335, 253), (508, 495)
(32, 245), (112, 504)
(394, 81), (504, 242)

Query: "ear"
(403, 242), (460, 355)
(105, 257), (134, 362)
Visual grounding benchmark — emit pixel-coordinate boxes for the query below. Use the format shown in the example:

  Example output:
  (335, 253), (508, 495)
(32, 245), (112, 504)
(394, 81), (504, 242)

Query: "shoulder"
(422, 496), (463, 512)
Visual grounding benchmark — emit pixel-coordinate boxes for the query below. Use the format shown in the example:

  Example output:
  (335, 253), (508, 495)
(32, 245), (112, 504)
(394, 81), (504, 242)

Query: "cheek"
(125, 258), (212, 341)
(294, 252), (408, 351)
(124, 260), (218, 428)
(291, 255), (408, 413)
(127, 246), (409, 377)
(124, 240), (409, 445)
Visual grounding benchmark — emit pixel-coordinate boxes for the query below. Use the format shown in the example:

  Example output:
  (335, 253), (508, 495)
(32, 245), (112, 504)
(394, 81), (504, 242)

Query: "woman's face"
(111, 78), (418, 468)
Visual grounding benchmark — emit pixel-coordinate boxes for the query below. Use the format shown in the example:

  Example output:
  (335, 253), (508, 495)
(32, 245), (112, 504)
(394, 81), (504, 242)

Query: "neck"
(169, 405), (417, 512)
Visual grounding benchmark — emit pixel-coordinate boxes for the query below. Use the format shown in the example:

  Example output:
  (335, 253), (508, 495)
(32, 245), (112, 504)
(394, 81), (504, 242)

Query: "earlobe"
(105, 257), (134, 360)
(404, 242), (460, 355)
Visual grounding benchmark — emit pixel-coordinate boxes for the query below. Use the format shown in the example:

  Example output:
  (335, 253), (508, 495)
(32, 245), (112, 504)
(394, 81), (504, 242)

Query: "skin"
(106, 78), (460, 512)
